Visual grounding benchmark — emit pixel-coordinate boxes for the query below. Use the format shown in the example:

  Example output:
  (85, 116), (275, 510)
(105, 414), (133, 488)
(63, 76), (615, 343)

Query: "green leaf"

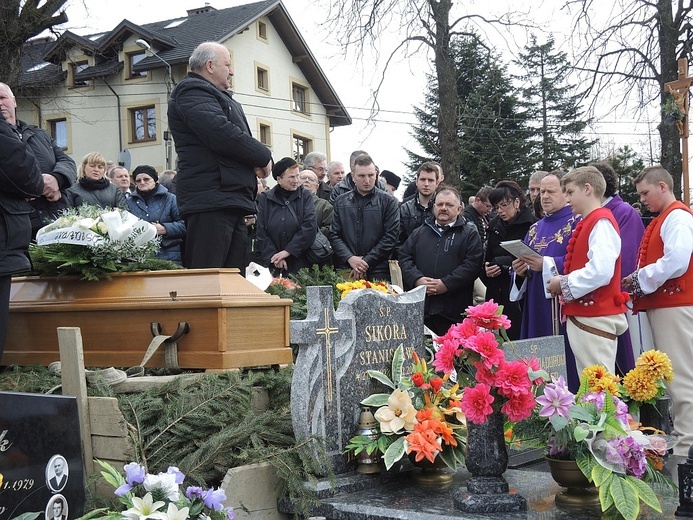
(366, 370), (395, 390)
(573, 424), (589, 442)
(95, 459), (125, 489)
(609, 476), (640, 520)
(570, 406), (594, 423)
(600, 480), (614, 512)
(550, 414), (568, 431)
(383, 436), (406, 470)
(391, 345), (404, 386)
(11, 513), (42, 520)
(625, 475), (662, 512)
(591, 463), (611, 486)
(360, 393), (391, 407)
(438, 447), (458, 471)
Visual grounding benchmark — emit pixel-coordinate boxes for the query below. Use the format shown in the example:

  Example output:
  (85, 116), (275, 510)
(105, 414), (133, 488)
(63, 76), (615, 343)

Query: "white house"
(15, 0), (350, 172)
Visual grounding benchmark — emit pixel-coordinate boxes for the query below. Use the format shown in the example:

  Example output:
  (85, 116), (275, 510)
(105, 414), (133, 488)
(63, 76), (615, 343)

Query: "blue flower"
(124, 462), (146, 485)
(185, 486), (204, 500)
(202, 488), (227, 511)
(166, 466), (185, 485)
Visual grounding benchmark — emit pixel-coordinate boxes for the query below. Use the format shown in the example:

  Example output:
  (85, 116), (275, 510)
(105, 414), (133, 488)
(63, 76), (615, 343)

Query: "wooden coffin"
(6, 269), (293, 369)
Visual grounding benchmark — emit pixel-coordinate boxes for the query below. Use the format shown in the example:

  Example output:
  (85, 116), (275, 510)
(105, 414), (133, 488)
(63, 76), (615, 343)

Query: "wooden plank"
(58, 327), (94, 474)
(91, 436), (134, 462)
(88, 396), (128, 436)
(110, 373), (205, 394)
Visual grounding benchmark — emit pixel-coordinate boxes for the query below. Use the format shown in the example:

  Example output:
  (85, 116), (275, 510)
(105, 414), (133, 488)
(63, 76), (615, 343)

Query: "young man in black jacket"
(399, 187), (484, 335)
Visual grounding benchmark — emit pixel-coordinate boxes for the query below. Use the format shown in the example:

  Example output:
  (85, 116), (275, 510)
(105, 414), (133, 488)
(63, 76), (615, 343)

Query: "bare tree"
(566, 0), (692, 197)
(0, 0), (69, 87)
(326, 0), (531, 188)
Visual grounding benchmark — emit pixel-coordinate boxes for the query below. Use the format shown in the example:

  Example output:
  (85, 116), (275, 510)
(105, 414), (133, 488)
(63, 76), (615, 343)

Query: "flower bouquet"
(621, 349), (673, 416)
(538, 367), (677, 520)
(30, 205), (181, 280)
(80, 460), (234, 520)
(335, 279), (397, 299)
(345, 344), (467, 470)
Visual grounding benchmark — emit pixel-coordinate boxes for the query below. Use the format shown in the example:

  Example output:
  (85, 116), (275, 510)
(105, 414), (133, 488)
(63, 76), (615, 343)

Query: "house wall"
(16, 15), (333, 174)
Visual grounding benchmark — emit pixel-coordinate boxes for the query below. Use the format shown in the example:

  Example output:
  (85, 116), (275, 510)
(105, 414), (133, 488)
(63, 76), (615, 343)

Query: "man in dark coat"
(399, 162), (439, 245)
(0, 111), (44, 362)
(168, 42), (272, 268)
(0, 83), (76, 237)
(330, 154), (399, 281)
(399, 187), (484, 335)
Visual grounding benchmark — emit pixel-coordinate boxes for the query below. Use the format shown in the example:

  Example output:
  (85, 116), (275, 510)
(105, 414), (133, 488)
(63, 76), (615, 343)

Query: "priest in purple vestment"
(511, 172), (581, 389)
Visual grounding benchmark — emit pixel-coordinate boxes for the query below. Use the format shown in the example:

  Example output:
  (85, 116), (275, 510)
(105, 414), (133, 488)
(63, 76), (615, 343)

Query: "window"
(292, 134), (311, 163)
(256, 66), (269, 92)
(72, 61), (89, 87)
(257, 20), (268, 41)
(292, 83), (308, 114)
(259, 123), (271, 147)
(48, 119), (68, 150)
(127, 51), (147, 79)
(129, 105), (157, 142)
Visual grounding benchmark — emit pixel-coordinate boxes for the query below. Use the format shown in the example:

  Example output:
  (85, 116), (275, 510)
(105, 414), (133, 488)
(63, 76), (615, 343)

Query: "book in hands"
(499, 240), (542, 260)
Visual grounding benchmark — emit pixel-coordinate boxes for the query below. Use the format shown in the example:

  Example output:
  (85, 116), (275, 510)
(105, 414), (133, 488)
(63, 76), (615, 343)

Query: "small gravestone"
(0, 392), (85, 520)
(291, 285), (426, 474)
(505, 335), (568, 382)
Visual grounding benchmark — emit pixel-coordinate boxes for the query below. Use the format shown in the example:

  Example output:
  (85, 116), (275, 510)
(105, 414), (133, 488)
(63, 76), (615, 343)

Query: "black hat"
(132, 165), (158, 183)
(381, 170), (401, 190)
(272, 157), (298, 180)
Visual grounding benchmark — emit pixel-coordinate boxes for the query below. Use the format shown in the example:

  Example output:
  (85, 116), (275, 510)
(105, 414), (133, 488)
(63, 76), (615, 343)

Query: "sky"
(58, 0), (671, 186)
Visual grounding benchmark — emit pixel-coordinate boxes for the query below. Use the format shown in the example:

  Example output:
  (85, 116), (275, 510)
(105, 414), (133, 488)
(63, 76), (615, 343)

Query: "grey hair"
(189, 42), (225, 71)
(303, 151), (327, 169)
(0, 82), (14, 97)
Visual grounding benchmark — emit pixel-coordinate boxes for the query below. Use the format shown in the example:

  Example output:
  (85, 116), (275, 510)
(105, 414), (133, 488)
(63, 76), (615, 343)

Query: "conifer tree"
(514, 36), (595, 171)
(406, 35), (530, 199)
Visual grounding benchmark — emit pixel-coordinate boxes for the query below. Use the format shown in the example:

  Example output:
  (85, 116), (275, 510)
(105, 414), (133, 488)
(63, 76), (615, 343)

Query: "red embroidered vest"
(563, 208), (626, 317)
(633, 201), (693, 312)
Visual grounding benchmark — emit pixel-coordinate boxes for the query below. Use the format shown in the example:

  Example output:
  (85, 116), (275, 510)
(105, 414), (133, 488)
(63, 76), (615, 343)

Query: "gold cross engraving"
(315, 308), (339, 402)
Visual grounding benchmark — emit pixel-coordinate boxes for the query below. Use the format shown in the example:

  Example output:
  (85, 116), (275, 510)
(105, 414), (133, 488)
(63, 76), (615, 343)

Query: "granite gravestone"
(291, 285), (426, 474)
(0, 392), (85, 520)
(505, 335), (567, 382)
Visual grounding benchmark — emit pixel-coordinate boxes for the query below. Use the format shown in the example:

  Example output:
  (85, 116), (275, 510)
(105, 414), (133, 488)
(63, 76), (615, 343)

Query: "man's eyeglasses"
(493, 199), (515, 211)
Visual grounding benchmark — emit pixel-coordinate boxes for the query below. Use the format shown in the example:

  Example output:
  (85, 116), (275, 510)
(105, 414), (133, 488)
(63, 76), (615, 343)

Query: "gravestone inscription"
(0, 392), (85, 520)
(505, 335), (567, 382)
(291, 285), (426, 474)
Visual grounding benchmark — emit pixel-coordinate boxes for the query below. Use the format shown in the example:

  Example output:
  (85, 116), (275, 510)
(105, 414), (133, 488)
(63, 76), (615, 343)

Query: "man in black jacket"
(399, 188), (483, 335)
(168, 42), (272, 268)
(0, 83), (76, 237)
(0, 112), (44, 362)
(399, 162), (439, 245)
(330, 154), (399, 281)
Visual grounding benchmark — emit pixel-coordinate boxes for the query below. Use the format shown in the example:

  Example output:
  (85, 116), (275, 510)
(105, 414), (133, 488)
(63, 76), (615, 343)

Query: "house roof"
(19, 0), (351, 127)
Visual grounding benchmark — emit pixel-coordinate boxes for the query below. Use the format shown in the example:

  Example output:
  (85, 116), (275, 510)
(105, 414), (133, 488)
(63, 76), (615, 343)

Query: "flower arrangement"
(621, 349), (673, 413)
(335, 279), (395, 299)
(345, 345), (467, 470)
(538, 367), (676, 520)
(432, 300), (545, 425)
(81, 460), (234, 520)
(30, 205), (181, 280)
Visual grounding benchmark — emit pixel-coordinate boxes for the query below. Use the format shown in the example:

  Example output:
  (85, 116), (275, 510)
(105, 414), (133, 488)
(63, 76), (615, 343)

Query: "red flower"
(466, 331), (505, 369)
(495, 360), (532, 398)
(464, 300), (511, 330)
(461, 383), (494, 424)
(430, 377), (443, 393)
(473, 362), (497, 386)
(411, 372), (425, 387)
(447, 318), (480, 342)
(501, 392), (536, 422)
(432, 338), (461, 374)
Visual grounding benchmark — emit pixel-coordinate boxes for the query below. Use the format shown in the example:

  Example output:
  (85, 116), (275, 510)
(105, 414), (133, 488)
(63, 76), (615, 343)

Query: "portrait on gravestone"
(46, 455), (68, 492)
(0, 392), (85, 520)
(45, 495), (67, 520)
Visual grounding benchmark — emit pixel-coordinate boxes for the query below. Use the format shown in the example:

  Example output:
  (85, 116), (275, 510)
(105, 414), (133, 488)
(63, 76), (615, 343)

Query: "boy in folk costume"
(547, 166), (629, 376)
(623, 165), (693, 456)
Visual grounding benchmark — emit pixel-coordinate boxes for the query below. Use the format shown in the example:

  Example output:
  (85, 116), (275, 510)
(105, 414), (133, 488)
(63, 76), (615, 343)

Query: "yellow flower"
(623, 366), (660, 402)
(583, 364), (621, 396)
(0, 472), (3, 488)
(636, 350), (674, 383)
(374, 389), (418, 433)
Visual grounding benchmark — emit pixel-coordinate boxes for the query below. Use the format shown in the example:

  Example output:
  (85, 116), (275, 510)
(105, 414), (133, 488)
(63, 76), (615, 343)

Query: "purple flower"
(224, 506), (235, 520)
(612, 396), (629, 426)
(202, 487), (227, 511)
(607, 436), (647, 478)
(537, 376), (574, 419)
(581, 392), (605, 410)
(185, 486), (204, 500)
(114, 483), (133, 496)
(166, 466), (185, 485)
(123, 462), (146, 485)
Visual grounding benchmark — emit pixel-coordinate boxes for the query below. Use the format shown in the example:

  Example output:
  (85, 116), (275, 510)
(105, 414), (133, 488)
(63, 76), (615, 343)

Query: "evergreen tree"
(515, 36), (595, 171)
(594, 146), (646, 207)
(406, 35), (530, 199)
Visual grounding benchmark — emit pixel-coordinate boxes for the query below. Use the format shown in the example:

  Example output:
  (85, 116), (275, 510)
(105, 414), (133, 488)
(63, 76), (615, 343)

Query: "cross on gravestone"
(291, 285), (426, 474)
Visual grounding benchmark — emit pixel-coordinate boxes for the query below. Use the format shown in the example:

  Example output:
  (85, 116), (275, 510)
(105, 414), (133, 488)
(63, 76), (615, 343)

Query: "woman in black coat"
(483, 180), (537, 339)
(65, 152), (127, 210)
(256, 157), (316, 274)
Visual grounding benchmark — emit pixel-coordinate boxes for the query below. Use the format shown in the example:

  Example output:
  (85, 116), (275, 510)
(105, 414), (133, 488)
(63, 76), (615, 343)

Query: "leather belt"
(568, 316), (618, 340)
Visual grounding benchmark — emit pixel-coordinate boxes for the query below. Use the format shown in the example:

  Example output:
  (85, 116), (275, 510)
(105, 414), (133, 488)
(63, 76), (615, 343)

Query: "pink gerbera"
(433, 339), (461, 374)
(461, 383), (494, 424)
(465, 300), (512, 330)
(494, 360), (532, 398)
(473, 362), (497, 386)
(501, 392), (536, 422)
(466, 331), (505, 369)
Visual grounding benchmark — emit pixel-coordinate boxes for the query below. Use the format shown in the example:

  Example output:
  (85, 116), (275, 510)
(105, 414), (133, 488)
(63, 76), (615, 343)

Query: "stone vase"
(546, 457), (600, 507)
(639, 395), (672, 435)
(453, 410), (527, 513)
